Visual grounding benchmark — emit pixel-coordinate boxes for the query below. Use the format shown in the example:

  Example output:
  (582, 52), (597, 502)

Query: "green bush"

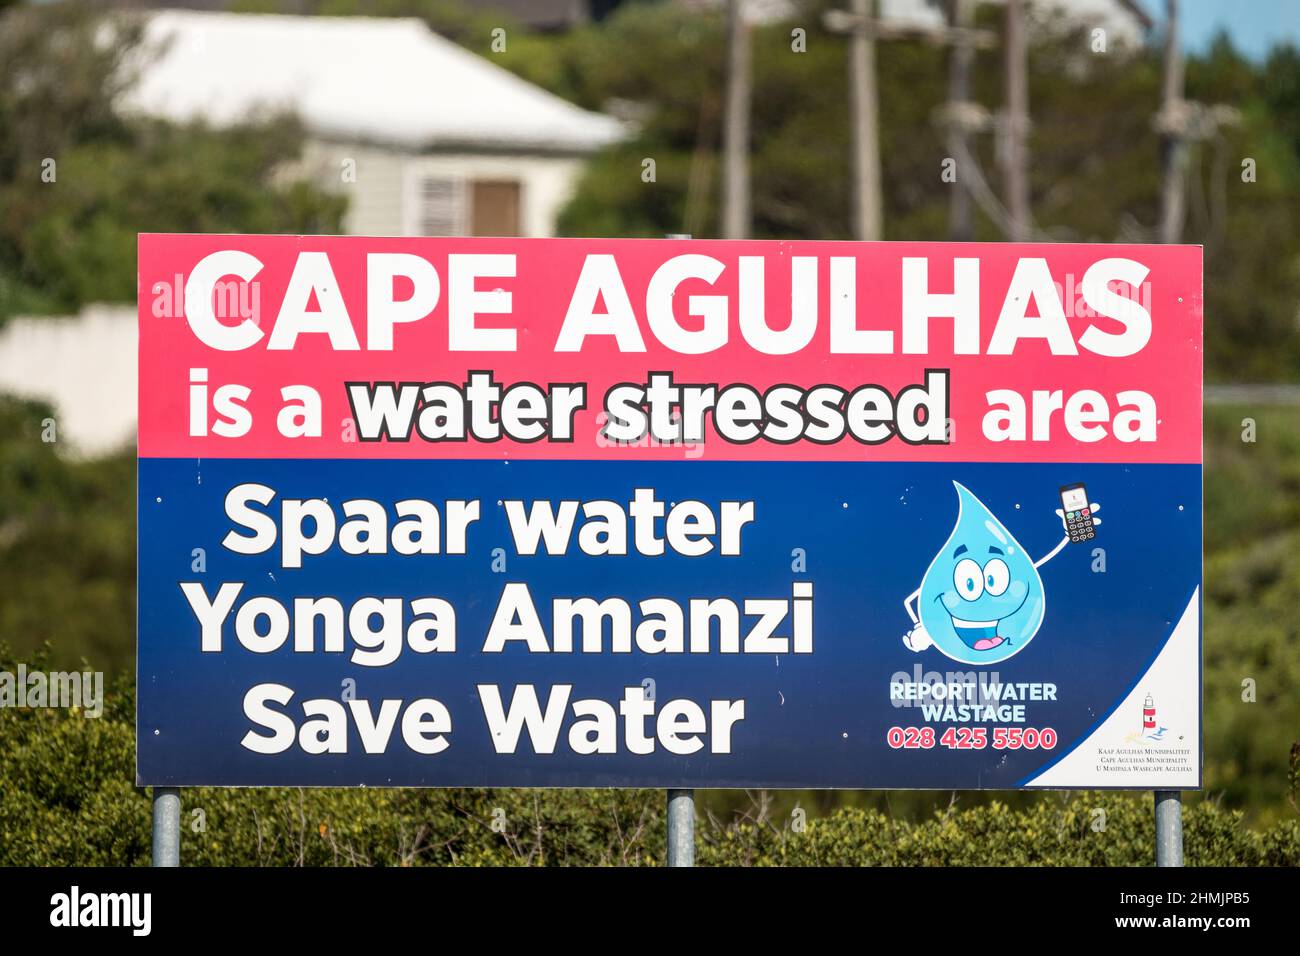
(704, 800), (1300, 867)
(2, 664), (1297, 866)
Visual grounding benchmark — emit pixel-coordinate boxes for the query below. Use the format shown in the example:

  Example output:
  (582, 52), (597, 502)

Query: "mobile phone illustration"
(1059, 483), (1095, 543)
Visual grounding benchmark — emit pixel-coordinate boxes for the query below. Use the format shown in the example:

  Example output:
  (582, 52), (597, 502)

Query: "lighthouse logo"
(1138, 692), (1169, 742)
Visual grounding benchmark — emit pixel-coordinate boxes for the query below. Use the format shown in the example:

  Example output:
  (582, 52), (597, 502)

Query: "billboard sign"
(137, 235), (1202, 788)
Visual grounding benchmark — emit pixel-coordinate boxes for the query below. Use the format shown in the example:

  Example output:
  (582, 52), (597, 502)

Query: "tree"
(0, 1), (345, 319)
(0, 395), (135, 672)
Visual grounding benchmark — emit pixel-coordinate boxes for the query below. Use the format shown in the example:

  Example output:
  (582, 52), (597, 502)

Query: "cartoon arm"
(1034, 502), (1102, 568)
(902, 587), (933, 652)
(903, 587), (920, 624)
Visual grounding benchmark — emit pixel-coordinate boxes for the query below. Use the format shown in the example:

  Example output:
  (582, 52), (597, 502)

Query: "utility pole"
(1158, 0), (1186, 243)
(946, 0), (977, 240)
(827, 3), (994, 242)
(1000, 0), (1030, 241)
(722, 0), (751, 240)
(846, 0), (883, 241)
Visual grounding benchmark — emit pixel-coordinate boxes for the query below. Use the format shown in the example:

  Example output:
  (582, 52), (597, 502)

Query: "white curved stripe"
(1025, 588), (1200, 788)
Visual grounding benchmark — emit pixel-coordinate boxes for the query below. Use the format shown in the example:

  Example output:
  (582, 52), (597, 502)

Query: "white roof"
(119, 11), (625, 153)
(876, 0), (1149, 44)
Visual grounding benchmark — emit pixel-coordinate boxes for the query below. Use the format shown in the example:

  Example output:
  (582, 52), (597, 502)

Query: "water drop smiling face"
(907, 482), (1047, 665)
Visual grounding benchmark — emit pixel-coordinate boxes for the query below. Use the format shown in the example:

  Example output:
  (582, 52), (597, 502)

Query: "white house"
(120, 11), (626, 237)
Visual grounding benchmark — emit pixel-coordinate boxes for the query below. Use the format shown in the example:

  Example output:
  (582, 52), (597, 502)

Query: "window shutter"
(415, 177), (464, 236)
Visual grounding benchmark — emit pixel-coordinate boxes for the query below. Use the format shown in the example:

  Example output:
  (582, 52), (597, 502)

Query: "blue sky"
(1142, 0), (1300, 60)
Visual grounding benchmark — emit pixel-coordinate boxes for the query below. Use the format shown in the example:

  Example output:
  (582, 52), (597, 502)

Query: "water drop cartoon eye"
(953, 558), (984, 600)
(984, 558), (1010, 596)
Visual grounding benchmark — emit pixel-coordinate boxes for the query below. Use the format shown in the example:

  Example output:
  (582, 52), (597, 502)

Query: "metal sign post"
(661, 233), (697, 868)
(666, 789), (696, 867)
(151, 787), (181, 867)
(1154, 790), (1183, 866)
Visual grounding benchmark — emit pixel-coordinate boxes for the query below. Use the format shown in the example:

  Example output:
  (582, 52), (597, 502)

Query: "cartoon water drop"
(901, 481), (1100, 665)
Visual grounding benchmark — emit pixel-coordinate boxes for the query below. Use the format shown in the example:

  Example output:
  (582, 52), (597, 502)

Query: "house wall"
(0, 306), (137, 458)
(298, 140), (588, 237)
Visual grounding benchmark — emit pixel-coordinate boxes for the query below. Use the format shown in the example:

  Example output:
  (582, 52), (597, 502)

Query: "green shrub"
(2, 666), (1297, 866)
